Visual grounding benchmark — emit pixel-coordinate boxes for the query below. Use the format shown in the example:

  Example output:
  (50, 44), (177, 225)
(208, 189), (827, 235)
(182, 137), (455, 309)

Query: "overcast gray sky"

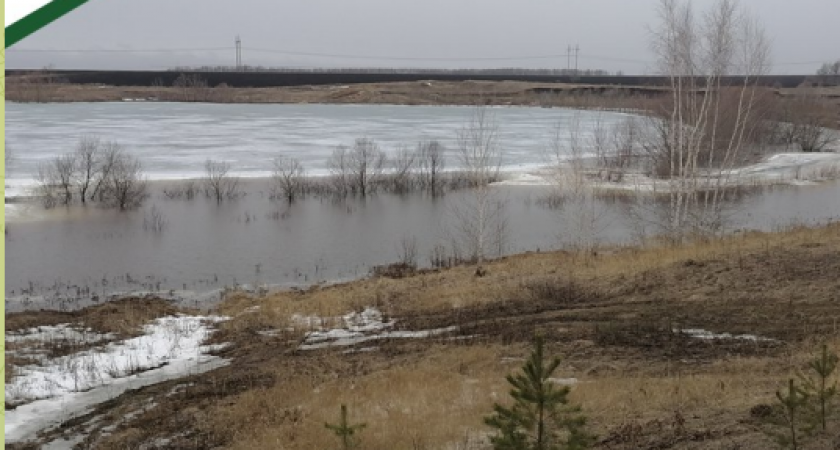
(6, 0), (839, 74)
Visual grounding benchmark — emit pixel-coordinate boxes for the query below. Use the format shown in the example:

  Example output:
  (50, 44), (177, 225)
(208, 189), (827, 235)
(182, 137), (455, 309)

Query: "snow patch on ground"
(548, 378), (579, 386)
(6, 315), (227, 406)
(279, 307), (460, 350)
(5, 315), (229, 444)
(5, 357), (228, 445)
(6, 324), (116, 345)
(676, 328), (776, 342)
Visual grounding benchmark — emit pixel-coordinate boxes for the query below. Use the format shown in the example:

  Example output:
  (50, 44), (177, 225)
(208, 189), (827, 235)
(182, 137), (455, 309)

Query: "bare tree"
(642, 0), (771, 239)
(328, 145), (352, 197)
(74, 135), (101, 204)
(143, 204), (168, 233)
(348, 138), (387, 197)
(816, 60), (840, 86)
(36, 153), (76, 207)
(457, 107), (502, 187)
(389, 144), (416, 194)
(105, 152), (148, 210)
(773, 93), (837, 152)
(546, 117), (610, 255)
(203, 159), (240, 202)
(90, 141), (121, 202)
(608, 116), (642, 174)
(271, 155), (306, 203)
(418, 140), (446, 196)
(396, 235), (419, 269)
(172, 74), (214, 102)
(449, 106), (507, 268)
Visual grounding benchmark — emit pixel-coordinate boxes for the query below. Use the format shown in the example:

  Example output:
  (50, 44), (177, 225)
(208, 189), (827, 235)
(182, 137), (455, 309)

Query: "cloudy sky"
(6, 0), (839, 74)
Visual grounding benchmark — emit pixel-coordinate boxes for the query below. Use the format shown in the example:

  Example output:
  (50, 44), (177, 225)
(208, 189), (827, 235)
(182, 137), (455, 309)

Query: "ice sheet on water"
(4, 103), (633, 191)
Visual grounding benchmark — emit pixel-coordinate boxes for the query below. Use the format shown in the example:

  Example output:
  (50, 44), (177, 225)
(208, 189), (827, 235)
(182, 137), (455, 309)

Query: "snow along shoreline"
(5, 315), (229, 444)
(495, 151), (840, 190)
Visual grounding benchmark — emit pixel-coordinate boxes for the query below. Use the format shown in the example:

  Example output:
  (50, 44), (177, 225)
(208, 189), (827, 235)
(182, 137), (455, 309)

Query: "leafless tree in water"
(271, 156), (307, 203)
(544, 116), (611, 256)
(348, 138), (387, 197)
(639, 0), (771, 240)
(389, 144), (417, 194)
(418, 140), (446, 196)
(328, 145), (352, 197)
(90, 141), (121, 202)
(106, 152), (148, 210)
(36, 153), (76, 207)
(74, 135), (101, 204)
(448, 106), (508, 269)
(203, 159), (241, 202)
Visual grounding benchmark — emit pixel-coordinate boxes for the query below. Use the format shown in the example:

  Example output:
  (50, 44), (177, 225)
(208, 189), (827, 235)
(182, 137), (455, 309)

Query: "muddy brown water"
(5, 178), (840, 312)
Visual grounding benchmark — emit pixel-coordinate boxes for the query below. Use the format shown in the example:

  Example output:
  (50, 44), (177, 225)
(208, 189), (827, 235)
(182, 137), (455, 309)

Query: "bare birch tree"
(643, 0), (771, 239)
(546, 116), (610, 256)
(271, 155), (307, 203)
(449, 106), (507, 269)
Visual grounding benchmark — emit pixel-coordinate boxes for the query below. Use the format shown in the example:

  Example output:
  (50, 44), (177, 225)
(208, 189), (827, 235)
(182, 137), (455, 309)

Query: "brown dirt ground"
(7, 223), (840, 449)
(3, 79), (683, 110)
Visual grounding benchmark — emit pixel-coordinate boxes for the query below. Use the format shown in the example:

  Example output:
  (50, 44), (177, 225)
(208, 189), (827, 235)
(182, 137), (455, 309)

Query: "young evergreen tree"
(798, 344), (838, 432)
(485, 334), (594, 450)
(325, 404), (366, 450)
(766, 379), (811, 450)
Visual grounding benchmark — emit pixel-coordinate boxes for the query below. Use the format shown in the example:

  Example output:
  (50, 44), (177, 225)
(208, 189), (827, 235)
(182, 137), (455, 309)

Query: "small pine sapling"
(485, 334), (594, 450)
(766, 379), (811, 450)
(798, 343), (838, 432)
(325, 404), (367, 450)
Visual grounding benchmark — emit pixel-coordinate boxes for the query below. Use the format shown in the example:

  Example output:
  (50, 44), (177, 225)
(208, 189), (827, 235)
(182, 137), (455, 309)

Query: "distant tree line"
(167, 66), (619, 77)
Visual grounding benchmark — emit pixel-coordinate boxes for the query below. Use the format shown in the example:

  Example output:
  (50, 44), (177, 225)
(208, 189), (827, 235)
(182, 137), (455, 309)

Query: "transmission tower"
(235, 35), (242, 70)
(567, 44), (572, 72)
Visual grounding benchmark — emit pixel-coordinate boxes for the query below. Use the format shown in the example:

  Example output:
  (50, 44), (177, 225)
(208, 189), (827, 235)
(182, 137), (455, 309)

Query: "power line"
(6, 46), (830, 68)
(8, 46), (574, 61)
(244, 47), (574, 61)
(7, 47), (231, 53)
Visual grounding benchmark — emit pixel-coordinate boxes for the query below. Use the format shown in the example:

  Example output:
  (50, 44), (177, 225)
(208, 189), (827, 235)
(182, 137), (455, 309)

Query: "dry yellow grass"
(193, 222), (840, 449)
(219, 221), (840, 322)
(170, 339), (840, 450)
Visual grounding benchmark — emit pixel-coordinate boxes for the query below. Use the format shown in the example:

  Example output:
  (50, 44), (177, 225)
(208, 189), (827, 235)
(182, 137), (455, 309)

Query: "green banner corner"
(6, 0), (90, 48)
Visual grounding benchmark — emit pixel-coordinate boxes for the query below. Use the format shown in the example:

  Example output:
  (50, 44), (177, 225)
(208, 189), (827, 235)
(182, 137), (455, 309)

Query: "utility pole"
(567, 44), (572, 72)
(575, 44), (580, 74)
(235, 35), (242, 71)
